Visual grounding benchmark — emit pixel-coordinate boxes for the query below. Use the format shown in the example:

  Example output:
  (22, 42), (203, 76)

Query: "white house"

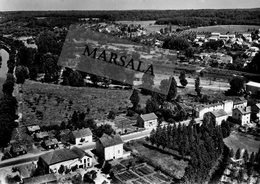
(96, 134), (124, 161)
(70, 128), (92, 145)
(206, 109), (229, 126)
(38, 147), (92, 174)
(137, 113), (158, 129)
(232, 107), (251, 126)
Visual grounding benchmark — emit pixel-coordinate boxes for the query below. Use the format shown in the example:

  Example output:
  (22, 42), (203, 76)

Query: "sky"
(0, 0), (259, 11)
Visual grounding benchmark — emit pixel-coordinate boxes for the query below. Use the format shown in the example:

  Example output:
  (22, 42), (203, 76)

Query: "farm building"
(38, 147), (92, 174)
(137, 113), (158, 129)
(70, 128), (92, 145)
(246, 81), (260, 96)
(96, 133), (124, 161)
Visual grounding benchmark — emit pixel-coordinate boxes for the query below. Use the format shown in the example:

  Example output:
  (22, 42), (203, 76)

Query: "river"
(0, 49), (9, 79)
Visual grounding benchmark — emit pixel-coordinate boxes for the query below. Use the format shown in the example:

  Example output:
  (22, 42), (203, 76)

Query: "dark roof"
(233, 97), (247, 105)
(99, 134), (123, 148)
(23, 174), (57, 184)
(40, 147), (89, 165)
(210, 109), (228, 117)
(140, 113), (158, 121)
(44, 138), (58, 146)
(234, 107), (251, 114)
(71, 146), (92, 158)
(72, 128), (92, 138)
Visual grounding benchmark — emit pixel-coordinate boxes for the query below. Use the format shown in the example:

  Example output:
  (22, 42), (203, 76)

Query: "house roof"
(44, 138), (58, 146)
(27, 125), (40, 132)
(23, 174), (57, 184)
(17, 163), (37, 179)
(11, 143), (27, 153)
(72, 128), (92, 138)
(246, 81), (260, 88)
(99, 134), (123, 148)
(210, 109), (228, 117)
(233, 97), (247, 105)
(253, 103), (260, 109)
(140, 113), (158, 121)
(35, 132), (49, 139)
(234, 107), (251, 114)
(40, 147), (89, 165)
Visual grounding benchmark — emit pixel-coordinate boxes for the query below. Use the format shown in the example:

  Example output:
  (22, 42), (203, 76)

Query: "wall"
(215, 115), (228, 126)
(104, 144), (123, 161)
(144, 119), (158, 129)
(75, 135), (92, 145)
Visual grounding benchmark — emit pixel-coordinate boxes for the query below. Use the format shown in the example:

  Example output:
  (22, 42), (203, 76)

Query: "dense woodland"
(1, 9), (260, 27)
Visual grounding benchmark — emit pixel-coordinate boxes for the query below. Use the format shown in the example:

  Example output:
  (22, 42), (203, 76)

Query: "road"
(0, 129), (152, 169)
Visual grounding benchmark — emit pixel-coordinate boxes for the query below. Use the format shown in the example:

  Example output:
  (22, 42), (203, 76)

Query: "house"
(34, 132), (49, 141)
(70, 128), (92, 145)
(137, 113), (158, 129)
(251, 103), (260, 120)
(43, 138), (59, 150)
(17, 163), (37, 180)
(10, 143), (27, 157)
(96, 134), (124, 161)
(233, 97), (247, 109)
(246, 81), (260, 96)
(38, 147), (92, 174)
(232, 107), (251, 126)
(205, 109), (228, 126)
(22, 173), (57, 184)
(27, 125), (40, 135)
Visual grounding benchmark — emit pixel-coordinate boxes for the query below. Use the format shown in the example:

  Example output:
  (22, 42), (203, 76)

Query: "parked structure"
(137, 113), (158, 129)
(96, 134), (124, 161)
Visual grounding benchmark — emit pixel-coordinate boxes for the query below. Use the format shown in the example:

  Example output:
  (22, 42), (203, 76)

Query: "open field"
(224, 131), (260, 154)
(21, 80), (148, 127)
(127, 139), (188, 180)
(188, 25), (260, 34)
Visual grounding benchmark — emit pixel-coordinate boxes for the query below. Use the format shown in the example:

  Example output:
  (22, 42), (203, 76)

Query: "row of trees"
(149, 117), (224, 183)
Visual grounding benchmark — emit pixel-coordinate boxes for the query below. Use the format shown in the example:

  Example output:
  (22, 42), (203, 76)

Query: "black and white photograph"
(0, 0), (260, 183)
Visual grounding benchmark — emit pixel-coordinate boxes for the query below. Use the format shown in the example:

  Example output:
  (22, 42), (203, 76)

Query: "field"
(112, 157), (172, 184)
(127, 139), (188, 180)
(188, 25), (260, 34)
(21, 80), (148, 127)
(224, 131), (260, 154)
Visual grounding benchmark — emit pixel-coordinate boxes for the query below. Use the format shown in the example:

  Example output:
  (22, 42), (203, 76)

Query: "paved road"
(0, 129), (152, 168)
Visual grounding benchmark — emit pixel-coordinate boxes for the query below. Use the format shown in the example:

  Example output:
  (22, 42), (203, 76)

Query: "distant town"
(0, 9), (259, 184)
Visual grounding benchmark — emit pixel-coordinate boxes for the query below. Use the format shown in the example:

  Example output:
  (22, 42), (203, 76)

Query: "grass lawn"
(224, 131), (260, 154)
(188, 25), (260, 34)
(129, 139), (188, 179)
(21, 80), (148, 127)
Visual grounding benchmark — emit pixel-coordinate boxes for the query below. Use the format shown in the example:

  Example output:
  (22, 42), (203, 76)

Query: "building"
(43, 138), (59, 150)
(70, 128), (92, 145)
(251, 103), (260, 120)
(246, 81), (260, 96)
(10, 143), (27, 157)
(27, 125), (40, 135)
(96, 134), (124, 161)
(38, 147), (92, 174)
(205, 109), (229, 126)
(137, 113), (158, 129)
(22, 173), (57, 184)
(233, 97), (247, 109)
(34, 132), (49, 141)
(232, 107), (251, 126)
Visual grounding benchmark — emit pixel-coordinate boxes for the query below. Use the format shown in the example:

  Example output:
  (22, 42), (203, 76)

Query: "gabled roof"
(35, 132), (49, 139)
(72, 128), (92, 138)
(99, 134), (123, 148)
(23, 174), (57, 184)
(210, 109), (228, 118)
(140, 113), (158, 121)
(40, 147), (89, 165)
(27, 125), (40, 132)
(44, 138), (58, 146)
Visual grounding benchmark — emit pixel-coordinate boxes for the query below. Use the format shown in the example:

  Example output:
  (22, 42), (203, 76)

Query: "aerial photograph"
(0, 0), (260, 183)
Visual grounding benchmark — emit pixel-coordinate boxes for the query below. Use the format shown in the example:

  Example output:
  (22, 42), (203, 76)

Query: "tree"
(42, 53), (60, 82)
(15, 65), (29, 84)
(58, 165), (65, 174)
(2, 81), (14, 96)
(247, 51), (260, 75)
(68, 70), (85, 87)
(107, 110), (116, 120)
(72, 173), (82, 184)
(130, 89), (140, 111)
(185, 47), (195, 58)
(145, 98), (159, 113)
(235, 148), (241, 159)
(163, 36), (190, 50)
(243, 149), (249, 163)
(179, 72), (188, 87)
(167, 77), (177, 101)
(141, 73), (154, 92)
(195, 76), (202, 97)
(228, 76), (245, 96)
